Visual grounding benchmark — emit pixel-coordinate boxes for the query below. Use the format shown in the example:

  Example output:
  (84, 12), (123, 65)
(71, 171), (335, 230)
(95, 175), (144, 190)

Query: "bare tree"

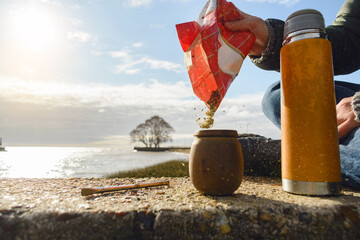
(130, 116), (174, 148)
(146, 116), (174, 148)
(130, 123), (151, 147)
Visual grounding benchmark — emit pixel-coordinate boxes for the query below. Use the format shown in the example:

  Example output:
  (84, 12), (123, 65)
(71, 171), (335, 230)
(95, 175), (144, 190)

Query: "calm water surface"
(0, 147), (189, 178)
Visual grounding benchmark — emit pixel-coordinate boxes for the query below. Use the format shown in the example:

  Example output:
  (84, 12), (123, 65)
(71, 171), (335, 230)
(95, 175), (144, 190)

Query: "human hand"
(224, 10), (269, 56)
(336, 96), (360, 139)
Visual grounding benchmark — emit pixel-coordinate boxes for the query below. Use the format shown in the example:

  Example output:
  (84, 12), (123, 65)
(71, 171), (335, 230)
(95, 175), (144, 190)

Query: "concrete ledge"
(1, 177), (360, 239)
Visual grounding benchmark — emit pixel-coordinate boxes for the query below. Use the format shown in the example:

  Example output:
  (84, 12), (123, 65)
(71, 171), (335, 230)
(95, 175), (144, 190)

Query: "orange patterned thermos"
(280, 9), (342, 195)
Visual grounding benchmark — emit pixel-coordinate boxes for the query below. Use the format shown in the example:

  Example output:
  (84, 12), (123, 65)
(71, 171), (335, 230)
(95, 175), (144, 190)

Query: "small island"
(0, 137), (5, 151)
(134, 146), (190, 153)
(130, 115), (190, 153)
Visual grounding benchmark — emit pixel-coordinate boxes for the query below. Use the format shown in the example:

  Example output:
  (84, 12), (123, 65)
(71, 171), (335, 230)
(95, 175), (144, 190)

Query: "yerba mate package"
(176, 0), (255, 110)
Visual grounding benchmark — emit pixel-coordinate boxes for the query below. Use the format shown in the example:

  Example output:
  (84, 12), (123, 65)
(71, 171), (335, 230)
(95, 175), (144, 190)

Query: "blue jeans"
(262, 80), (360, 189)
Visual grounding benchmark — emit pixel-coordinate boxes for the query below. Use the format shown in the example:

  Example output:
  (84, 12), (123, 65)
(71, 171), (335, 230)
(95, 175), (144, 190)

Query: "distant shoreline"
(134, 147), (190, 154)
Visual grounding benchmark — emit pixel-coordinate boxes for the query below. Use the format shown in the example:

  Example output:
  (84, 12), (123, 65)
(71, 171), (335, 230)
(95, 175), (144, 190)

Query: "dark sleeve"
(248, 19), (284, 72)
(326, 0), (360, 75)
(249, 0), (360, 75)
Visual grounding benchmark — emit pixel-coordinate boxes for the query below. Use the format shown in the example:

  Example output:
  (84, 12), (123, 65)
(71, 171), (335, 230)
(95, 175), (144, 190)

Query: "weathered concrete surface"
(0, 177), (359, 240)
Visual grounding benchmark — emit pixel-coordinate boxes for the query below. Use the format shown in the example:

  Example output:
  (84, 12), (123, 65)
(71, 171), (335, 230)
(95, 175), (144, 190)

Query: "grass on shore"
(107, 160), (189, 178)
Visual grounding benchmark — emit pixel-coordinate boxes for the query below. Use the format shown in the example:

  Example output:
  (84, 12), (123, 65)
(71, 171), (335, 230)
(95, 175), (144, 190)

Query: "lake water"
(0, 147), (189, 178)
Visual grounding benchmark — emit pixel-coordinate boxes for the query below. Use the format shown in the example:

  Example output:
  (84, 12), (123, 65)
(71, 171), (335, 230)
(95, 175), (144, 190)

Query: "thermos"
(280, 9), (342, 195)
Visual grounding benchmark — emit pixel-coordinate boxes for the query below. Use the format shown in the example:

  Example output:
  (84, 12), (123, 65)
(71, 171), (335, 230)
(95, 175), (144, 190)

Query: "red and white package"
(176, 0), (255, 110)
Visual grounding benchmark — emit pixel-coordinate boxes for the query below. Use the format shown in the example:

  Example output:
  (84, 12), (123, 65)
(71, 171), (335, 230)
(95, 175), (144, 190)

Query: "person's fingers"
(336, 98), (349, 125)
(338, 120), (355, 139)
(224, 19), (254, 32)
(337, 114), (346, 126)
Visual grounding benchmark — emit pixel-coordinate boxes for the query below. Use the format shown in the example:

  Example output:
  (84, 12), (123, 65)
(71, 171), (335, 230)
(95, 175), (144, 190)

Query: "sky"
(0, 0), (359, 147)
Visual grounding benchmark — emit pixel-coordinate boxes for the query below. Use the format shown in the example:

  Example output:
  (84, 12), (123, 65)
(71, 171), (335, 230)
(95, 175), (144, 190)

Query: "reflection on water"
(0, 147), (189, 178)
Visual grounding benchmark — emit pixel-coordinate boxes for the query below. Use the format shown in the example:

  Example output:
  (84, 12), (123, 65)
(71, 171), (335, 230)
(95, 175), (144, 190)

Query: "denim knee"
(262, 81), (281, 129)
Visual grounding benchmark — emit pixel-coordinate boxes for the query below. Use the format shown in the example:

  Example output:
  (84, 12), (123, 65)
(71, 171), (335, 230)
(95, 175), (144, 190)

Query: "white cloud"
(0, 76), (280, 145)
(115, 59), (143, 74)
(108, 46), (135, 65)
(90, 50), (103, 56)
(132, 42), (143, 48)
(69, 18), (83, 26)
(123, 0), (192, 8)
(143, 56), (183, 72)
(110, 51), (129, 58)
(209, 94), (280, 137)
(40, 0), (63, 7)
(0, 77), (192, 108)
(124, 0), (153, 8)
(108, 42), (182, 74)
(124, 68), (142, 75)
(67, 31), (92, 43)
(70, 5), (81, 10)
(245, 0), (300, 6)
(115, 56), (183, 74)
(122, 0), (194, 8)
(150, 24), (165, 29)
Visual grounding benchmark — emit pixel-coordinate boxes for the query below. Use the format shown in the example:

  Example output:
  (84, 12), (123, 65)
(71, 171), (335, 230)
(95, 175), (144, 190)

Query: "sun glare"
(11, 7), (59, 51)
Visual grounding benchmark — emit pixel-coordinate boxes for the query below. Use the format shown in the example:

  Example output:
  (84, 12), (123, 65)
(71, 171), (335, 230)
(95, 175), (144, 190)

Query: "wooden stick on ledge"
(81, 180), (170, 196)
